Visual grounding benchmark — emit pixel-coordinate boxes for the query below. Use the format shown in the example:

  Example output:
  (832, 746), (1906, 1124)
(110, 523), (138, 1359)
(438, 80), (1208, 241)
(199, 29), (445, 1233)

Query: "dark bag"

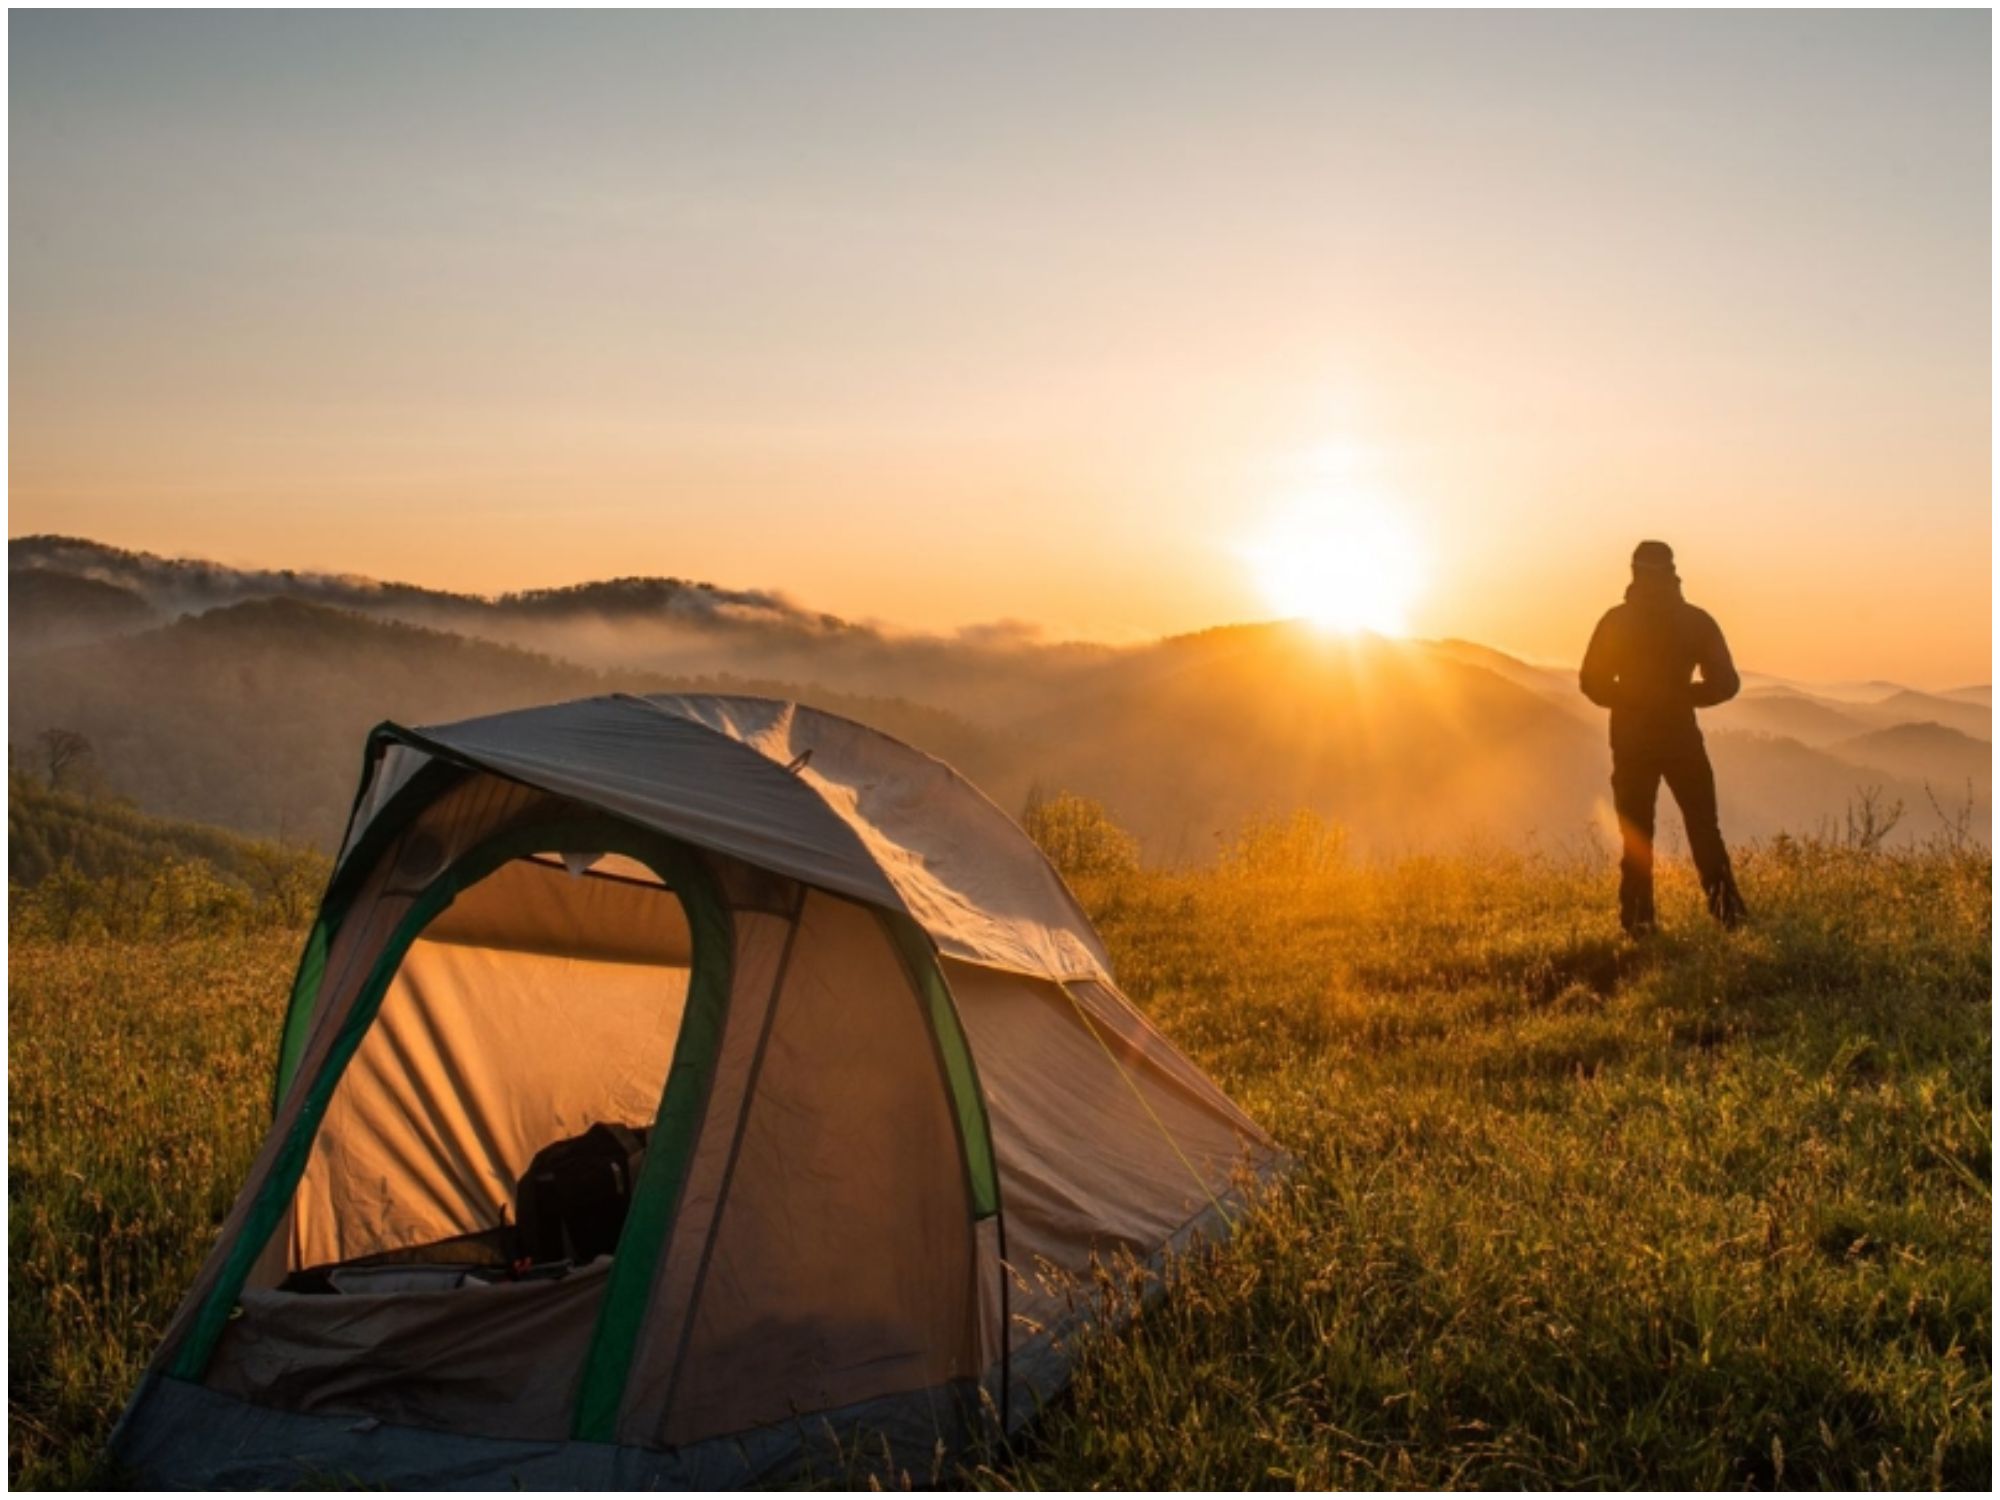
(515, 1122), (650, 1265)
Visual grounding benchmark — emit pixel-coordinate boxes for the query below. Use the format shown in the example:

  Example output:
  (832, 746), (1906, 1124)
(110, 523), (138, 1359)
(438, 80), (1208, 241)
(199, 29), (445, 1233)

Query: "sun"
(1240, 494), (1425, 636)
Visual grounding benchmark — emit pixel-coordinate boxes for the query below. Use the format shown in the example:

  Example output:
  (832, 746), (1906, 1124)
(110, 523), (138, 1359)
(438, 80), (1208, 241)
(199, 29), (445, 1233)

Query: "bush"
(1022, 789), (1141, 879)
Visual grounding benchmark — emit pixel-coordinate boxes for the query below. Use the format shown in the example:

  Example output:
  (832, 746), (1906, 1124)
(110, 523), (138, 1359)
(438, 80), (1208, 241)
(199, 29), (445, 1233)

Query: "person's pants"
(1611, 736), (1746, 932)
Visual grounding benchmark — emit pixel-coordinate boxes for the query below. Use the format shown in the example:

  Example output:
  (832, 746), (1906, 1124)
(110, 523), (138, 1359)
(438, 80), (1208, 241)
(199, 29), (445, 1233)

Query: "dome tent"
(110, 695), (1278, 1488)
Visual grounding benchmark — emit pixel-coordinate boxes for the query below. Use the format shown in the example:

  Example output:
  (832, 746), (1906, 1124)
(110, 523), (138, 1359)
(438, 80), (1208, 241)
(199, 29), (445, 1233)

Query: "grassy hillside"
(7, 773), (323, 891)
(1006, 836), (1989, 1488)
(11, 930), (301, 1487)
(8, 824), (1988, 1487)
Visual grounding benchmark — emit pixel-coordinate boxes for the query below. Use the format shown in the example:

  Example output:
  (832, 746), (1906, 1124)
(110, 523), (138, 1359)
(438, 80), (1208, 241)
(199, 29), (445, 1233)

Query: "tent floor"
(107, 1372), (996, 1490)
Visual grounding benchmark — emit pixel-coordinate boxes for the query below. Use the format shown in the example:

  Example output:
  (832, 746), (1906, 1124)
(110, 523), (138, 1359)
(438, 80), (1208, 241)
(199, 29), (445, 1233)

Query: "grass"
(994, 839), (1990, 1489)
(7, 836), (1990, 1488)
(9, 930), (299, 1487)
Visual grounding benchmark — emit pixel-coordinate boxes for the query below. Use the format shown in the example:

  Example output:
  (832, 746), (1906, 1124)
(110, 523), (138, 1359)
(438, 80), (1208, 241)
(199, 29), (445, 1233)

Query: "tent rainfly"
(110, 695), (1279, 1488)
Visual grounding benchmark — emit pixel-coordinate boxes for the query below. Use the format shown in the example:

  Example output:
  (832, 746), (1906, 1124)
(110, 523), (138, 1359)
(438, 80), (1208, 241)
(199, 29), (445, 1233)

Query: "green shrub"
(1022, 789), (1141, 879)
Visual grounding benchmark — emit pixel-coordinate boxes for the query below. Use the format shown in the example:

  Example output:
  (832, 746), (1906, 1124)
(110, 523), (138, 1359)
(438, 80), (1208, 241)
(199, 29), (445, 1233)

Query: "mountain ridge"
(10, 533), (1979, 703)
(9, 537), (1988, 857)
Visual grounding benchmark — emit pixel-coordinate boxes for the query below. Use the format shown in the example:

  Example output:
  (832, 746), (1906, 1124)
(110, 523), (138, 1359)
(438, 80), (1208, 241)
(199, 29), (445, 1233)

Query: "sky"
(9, 10), (1991, 686)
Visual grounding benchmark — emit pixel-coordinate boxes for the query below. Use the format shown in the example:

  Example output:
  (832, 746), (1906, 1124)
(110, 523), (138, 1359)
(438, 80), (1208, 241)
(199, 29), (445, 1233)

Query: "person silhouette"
(1580, 540), (1748, 934)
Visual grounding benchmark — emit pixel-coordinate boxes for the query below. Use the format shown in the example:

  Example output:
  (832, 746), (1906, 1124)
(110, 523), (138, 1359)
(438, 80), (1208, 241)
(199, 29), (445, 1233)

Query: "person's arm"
(1689, 612), (1740, 707)
(1579, 612), (1623, 708)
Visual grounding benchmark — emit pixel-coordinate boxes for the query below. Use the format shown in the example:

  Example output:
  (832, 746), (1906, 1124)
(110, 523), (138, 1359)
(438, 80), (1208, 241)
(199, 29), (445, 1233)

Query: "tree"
(37, 729), (95, 794)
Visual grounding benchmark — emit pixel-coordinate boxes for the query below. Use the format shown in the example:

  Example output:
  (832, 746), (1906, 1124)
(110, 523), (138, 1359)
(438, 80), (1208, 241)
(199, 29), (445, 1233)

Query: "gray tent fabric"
(377, 694), (1116, 981)
(109, 696), (1280, 1489)
(381, 696), (908, 918)
(637, 695), (1116, 980)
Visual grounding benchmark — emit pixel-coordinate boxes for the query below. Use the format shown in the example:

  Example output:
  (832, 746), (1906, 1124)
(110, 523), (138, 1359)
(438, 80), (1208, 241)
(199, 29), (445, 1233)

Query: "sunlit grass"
(9, 930), (297, 1487)
(6, 829), (1990, 1488)
(989, 836), (1990, 1490)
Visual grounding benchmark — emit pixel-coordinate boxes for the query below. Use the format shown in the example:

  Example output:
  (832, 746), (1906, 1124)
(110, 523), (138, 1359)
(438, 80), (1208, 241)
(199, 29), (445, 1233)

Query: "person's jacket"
(1579, 575), (1739, 744)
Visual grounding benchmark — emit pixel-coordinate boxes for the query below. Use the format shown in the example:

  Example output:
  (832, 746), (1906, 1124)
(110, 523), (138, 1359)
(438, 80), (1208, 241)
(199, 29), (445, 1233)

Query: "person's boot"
(1705, 871), (1748, 929)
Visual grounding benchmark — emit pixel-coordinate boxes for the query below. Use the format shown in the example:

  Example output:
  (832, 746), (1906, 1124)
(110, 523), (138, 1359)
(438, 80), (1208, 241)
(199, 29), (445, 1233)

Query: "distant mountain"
(1696, 732), (1971, 850)
(1720, 730), (1982, 839)
(8, 535), (1987, 856)
(9, 567), (159, 650)
(1708, 688), (1872, 747)
(1942, 685), (1991, 706)
(8, 598), (1019, 849)
(1853, 690), (1990, 743)
(1002, 622), (1607, 858)
(10, 533), (474, 619)
(8, 534), (865, 653)
(1829, 723), (1993, 793)
(7, 534), (1116, 721)
(1776, 677), (1934, 704)
(15, 534), (1976, 722)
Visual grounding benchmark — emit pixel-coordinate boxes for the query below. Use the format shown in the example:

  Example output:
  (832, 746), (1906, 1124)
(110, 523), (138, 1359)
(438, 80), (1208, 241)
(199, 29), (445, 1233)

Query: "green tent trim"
(881, 913), (1000, 1222)
(269, 744), (466, 1108)
(175, 812), (734, 1442)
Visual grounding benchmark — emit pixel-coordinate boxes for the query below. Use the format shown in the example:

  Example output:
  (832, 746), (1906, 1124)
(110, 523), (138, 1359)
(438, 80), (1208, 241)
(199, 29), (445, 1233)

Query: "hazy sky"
(10, 10), (1991, 684)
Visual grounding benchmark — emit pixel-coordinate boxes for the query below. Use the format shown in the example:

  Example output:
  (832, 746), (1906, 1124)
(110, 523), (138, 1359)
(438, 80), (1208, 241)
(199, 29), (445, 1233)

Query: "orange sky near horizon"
(9, 11), (1992, 687)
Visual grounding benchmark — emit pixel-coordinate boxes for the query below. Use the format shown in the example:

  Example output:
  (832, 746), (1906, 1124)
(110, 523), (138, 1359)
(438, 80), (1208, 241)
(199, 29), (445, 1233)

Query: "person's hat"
(1631, 540), (1676, 575)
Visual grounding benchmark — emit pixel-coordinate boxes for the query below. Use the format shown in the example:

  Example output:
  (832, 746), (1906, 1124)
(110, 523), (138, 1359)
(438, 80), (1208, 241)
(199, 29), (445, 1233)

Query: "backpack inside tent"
(109, 695), (1280, 1488)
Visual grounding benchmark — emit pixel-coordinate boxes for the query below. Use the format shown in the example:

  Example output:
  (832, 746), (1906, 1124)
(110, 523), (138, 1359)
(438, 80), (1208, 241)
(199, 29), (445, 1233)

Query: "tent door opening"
(190, 826), (721, 1440)
(280, 846), (696, 1280)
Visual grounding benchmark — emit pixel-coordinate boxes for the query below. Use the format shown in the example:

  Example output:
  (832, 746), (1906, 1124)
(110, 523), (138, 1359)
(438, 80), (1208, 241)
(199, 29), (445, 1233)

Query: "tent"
(110, 694), (1278, 1488)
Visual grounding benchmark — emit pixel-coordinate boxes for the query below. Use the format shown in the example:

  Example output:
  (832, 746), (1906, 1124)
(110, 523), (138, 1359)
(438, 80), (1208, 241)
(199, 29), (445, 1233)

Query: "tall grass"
(9, 931), (297, 1487)
(993, 834), (1990, 1489)
(6, 829), (1990, 1488)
